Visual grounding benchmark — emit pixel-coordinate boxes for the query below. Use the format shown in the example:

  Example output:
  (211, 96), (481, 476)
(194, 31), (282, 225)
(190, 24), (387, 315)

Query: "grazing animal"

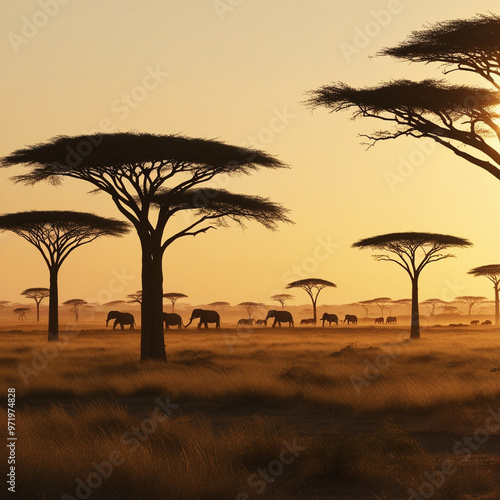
(255, 319), (266, 326)
(343, 314), (357, 325)
(265, 309), (294, 327)
(184, 309), (220, 329)
(106, 311), (135, 330)
(321, 313), (338, 326)
(386, 316), (397, 324)
(374, 317), (384, 324)
(482, 320), (492, 325)
(163, 312), (182, 329)
(237, 318), (254, 326)
(470, 320), (479, 325)
(300, 318), (315, 325)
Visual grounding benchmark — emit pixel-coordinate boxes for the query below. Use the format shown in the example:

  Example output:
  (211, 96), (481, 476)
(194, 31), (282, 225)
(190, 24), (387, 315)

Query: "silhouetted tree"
(421, 298), (446, 317)
(127, 291), (142, 305)
(353, 233), (471, 339)
(239, 301), (264, 320)
(440, 304), (461, 315)
(208, 301), (230, 310)
(270, 293), (294, 308)
(63, 298), (88, 322)
(2, 133), (291, 360)
(0, 301), (10, 309)
(286, 278), (336, 324)
(13, 307), (30, 321)
(357, 300), (373, 318)
(307, 14), (500, 187)
(0, 212), (129, 340)
(455, 295), (487, 317)
(103, 300), (126, 306)
(163, 292), (187, 312)
(468, 265), (500, 325)
(366, 297), (392, 317)
(21, 287), (49, 322)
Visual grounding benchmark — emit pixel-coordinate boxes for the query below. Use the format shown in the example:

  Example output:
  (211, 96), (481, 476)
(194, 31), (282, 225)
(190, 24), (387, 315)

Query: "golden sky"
(2, 0), (500, 309)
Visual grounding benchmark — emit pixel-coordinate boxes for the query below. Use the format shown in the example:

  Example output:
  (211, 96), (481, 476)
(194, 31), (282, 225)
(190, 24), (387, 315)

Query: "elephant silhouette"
(321, 313), (338, 326)
(106, 310), (135, 330)
(265, 309), (294, 327)
(386, 316), (397, 324)
(343, 314), (357, 325)
(163, 312), (182, 329)
(184, 309), (220, 329)
(374, 317), (384, 324)
(255, 319), (266, 326)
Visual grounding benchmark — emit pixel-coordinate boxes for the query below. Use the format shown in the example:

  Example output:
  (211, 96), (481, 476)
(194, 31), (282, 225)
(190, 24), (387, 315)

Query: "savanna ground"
(2, 321), (500, 499)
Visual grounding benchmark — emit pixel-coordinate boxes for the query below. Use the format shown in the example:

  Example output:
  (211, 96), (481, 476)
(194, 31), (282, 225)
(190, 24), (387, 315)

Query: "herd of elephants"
(105, 309), (399, 329)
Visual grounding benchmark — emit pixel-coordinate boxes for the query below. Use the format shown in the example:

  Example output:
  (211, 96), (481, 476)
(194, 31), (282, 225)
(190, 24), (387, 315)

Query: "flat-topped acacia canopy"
(1, 132), (291, 360)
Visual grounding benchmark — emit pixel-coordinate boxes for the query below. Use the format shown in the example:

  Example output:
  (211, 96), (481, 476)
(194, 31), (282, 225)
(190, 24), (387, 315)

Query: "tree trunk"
(35, 299), (40, 322)
(312, 297), (317, 324)
(410, 278), (420, 339)
(140, 237), (166, 361)
(48, 266), (59, 341)
(495, 285), (499, 327)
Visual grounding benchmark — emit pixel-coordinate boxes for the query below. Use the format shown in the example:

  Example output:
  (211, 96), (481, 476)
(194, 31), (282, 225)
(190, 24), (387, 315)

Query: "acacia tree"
(357, 299), (373, 318)
(455, 295), (487, 317)
(307, 15), (500, 187)
(21, 287), (49, 322)
(13, 307), (30, 321)
(270, 293), (294, 308)
(286, 278), (336, 324)
(127, 291), (142, 305)
(63, 298), (88, 322)
(421, 298), (446, 317)
(163, 292), (187, 312)
(440, 304), (461, 315)
(208, 301), (230, 310)
(367, 297), (392, 317)
(0, 211), (129, 341)
(468, 265), (500, 325)
(239, 301), (264, 320)
(352, 232), (471, 339)
(1, 133), (290, 361)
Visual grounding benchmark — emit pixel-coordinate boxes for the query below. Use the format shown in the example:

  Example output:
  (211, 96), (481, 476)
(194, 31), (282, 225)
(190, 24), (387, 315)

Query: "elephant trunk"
(106, 318), (110, 327)
(184, 317), (194, 328)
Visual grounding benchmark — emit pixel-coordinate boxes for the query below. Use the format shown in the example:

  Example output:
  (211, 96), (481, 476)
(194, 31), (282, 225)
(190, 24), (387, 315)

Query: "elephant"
(375, 317), (384, 324)
(255, 319), (266, 326)
(321, 313), (338, 326)
(265, 310), (294, 327)
(238, 318), (254, 326)
(386, 316), (397, 324)
(184, 309), (220, 329)
(163, 312), (182, 329)
(106, 310), (135, 330)
(343, 314), (357, 325)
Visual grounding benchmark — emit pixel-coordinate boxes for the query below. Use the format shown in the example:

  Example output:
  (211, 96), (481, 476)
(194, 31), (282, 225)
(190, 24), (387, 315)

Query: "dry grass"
(2, 324), (500, 499)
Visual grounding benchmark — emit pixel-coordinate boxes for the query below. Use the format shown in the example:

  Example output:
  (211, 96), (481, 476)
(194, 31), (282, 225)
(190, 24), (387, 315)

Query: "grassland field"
(2, 321), (500, 499)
